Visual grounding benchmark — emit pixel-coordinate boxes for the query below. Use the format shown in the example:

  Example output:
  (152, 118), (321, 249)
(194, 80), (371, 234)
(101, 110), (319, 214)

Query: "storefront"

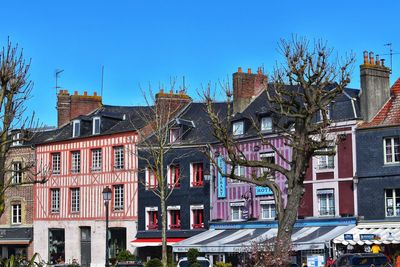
(0, 227), (33, 259)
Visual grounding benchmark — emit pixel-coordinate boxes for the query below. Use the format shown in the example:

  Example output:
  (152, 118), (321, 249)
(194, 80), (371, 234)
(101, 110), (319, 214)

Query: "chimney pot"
(369, 52), (375, 65)
(376, 54), (381, 66)
(74, 91), (78, 95)
(363, 51), (369, 64)
(382, 59), (386, 67)
(83, 91), (88, 96)
(247, 68), (252, 74)
(170, 89), (173, 94)
(238, 67), (242, 73)
(93, 91), (97, 96)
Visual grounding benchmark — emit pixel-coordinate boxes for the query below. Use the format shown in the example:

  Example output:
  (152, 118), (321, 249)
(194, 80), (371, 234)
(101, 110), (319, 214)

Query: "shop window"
(191, 205), (204, 229)
(384, 137), (400, 164)
(70, 188), (80, 213)
(113, 185), (124, 211)
(51, 188), (60, 213)
(92, 117), (101, 135)
(91, 149), (102, 172)
(146, 207), (158, 230)
(12, 162), (22, 184)
(191, 163), (204, 187)
(385, 189), (400, 217)
(232, 121), (244, 136)
(114, 146), (124, 170)
(11, 203), (21, 224)
(168, 207), (181, 230)
(71, 151), (81, 173)
(317, 189), (335, 216)
(109, 228), (126, 259)
(260, 152), (275, 178)
(260, 117), (272, 131)
(168, 164), (180, 188)
(52, 153), (61, 175)
(146, 167), (157, 189)
(315, 148), (334, 170)
(230, 202), (244, 221)
(49, 229), (65, 264)
(260, 201), (275, 220)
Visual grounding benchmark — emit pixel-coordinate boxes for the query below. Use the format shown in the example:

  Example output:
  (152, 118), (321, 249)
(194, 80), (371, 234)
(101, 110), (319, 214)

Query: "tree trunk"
(160, 188), (168, 267)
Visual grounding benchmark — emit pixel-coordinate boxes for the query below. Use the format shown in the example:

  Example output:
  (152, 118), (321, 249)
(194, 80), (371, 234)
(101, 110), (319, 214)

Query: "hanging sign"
(255, 186), (273, 196)
(217, 156), (226, 198)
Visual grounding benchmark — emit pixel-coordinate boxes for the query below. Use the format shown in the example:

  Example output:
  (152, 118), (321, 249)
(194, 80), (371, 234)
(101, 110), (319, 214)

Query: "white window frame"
(232, 121), (244, 136)
(113, 184), (124, 211)
(260, 200), (275, 220)
(260, 152), (275, 177)
(91, 149), (102, 172)
(114, 146), (124, 169)
(71, 151), (81, 173)
(12, 162), (22, 184)
(190, 205), (204, 229)
(319, 105), (330, 122)
(317, 189), (335, 216)
(12, 132), (22, 146)
(385, 188), (400, 217)
(11, 203), (21, 224)
(167, 164), (180, 188)
(315, 148), (334, 170)
(145, 207), (158, 230)
(230, 202), (245, 221)
(190, 162), (204, 187)
(52, 153), (61, 175)
(72, 120), (81, 137)
(51, 188), (60, 213)
(146, 167), (157, 190)
(92, 117), (101, 135)
(169, 128), (180, 143)
(167, 206), (181, 230)
(71, 188), (80, 213)
(384, 137), (400, 164)
(261, 117), (272, 131)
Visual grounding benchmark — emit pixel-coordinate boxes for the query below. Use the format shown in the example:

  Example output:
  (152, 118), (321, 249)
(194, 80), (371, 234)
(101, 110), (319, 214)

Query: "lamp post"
(102, 186), (112, 267)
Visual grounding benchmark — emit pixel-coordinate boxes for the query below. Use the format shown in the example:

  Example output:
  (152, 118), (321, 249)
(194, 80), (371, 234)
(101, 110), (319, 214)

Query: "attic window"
(232, 121), (244, 136)
(72, 120), (81, 137)
(93, 117), (101, 135)
(261, 117), (272, 131)
(170, 128), (180, 143)
(12, 132), (22, 146)
(319, 105), (331, 122)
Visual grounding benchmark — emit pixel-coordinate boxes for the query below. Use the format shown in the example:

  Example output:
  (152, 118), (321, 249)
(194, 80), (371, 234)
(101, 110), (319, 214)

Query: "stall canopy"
(173, 225), (354, 253)
(333, 224), (400, 245)
(131, 238), (186, 247)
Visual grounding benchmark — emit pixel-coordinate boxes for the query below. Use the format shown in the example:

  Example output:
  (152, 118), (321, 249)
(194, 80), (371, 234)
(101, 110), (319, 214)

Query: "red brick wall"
(338, 133), (353, 178)
(338, 181), (354, 216)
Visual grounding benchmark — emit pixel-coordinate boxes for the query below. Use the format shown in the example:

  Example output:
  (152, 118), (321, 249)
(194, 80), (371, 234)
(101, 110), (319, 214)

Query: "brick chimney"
(360, 51), (391, 122)
(155, 89), (192, 115)
(233, 67), (267, 114)
(57, 90), (102, 128)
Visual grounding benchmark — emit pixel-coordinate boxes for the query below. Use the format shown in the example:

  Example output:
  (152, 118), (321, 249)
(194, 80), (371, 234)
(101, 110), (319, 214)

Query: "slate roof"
(359, 78), (400, 128)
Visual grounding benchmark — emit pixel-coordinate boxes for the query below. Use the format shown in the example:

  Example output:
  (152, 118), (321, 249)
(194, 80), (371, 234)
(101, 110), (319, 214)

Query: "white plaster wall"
(34, 220), (137, 267)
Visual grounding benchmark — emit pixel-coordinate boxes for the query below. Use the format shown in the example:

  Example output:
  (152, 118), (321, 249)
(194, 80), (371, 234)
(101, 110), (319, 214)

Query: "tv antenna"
(382, 43), (400, 73)
(55, 69), (64, 94)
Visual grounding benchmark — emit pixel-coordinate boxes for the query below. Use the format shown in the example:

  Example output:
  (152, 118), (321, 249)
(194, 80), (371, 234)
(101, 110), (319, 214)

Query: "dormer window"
(72, 120), (80, 137)
(170, 128), (180, 143)
(232, 121), (244, 136)
(261, 117), (272, 131)
(12, 132), (22, 146)
(92, 117), (101, 135)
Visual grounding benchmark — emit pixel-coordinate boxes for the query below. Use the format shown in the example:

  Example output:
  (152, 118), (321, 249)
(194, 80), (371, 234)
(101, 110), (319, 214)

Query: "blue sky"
(1, 0), (400, 126)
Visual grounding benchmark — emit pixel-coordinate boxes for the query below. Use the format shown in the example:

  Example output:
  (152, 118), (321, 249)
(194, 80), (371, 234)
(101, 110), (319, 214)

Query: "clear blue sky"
(2, 0), (400, 126)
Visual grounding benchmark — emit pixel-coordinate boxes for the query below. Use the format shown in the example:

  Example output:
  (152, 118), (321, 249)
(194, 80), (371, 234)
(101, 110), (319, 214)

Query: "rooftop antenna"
(55, 69), (64, 95)
(101, 65), (104, 97)
(382, 43), (400, 73)
(183, 76), (186, 92)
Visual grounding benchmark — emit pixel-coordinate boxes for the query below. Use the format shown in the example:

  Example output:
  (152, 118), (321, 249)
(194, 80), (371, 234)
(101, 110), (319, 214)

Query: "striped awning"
(172, 225), (353, 253)
(333, 223), (400, 245)
(131, 238), (186, 247)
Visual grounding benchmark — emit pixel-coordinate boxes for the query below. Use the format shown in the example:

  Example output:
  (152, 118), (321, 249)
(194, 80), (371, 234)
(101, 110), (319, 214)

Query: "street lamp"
(102, 186), (112, 267)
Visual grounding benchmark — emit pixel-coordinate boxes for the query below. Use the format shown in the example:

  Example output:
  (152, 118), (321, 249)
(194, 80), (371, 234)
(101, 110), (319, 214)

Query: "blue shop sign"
(217, 156), (226, 198)
(255, 186), (273, 196)
(360, 234), (376, 240)
(344, 234), (353, 240)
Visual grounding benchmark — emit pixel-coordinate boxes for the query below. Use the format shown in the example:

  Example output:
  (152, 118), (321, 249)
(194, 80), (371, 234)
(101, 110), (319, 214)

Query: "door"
(80, 227), (91, 267)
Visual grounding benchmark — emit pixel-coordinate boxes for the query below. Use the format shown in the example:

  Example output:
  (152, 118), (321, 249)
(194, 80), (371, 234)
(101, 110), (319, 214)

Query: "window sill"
(113, 208), (124, 212)
(315, 168), (334, 173)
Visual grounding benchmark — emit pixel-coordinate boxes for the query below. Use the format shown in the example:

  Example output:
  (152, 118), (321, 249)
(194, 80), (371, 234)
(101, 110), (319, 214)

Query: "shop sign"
(360, 234), (379, 240)
(255, 186), (273, 196)
(344, 234), (353, 240)
(217, 157), (226, 198)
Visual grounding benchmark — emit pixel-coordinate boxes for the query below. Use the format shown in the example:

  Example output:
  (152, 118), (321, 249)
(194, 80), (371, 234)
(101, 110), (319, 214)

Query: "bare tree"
(134, 85), (191, 267)
(204, 37), (354, 261)
(0, 39), (39, 216)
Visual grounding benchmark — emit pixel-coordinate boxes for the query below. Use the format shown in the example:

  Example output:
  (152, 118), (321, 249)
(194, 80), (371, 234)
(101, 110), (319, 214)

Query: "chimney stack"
(233, 66), (267, 114)
(360, 50), (391, 122)
(155, 89), (192, 116)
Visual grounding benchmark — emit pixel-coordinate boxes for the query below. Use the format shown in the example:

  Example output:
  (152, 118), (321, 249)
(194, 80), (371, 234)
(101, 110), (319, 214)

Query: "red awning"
(131, 238), (185, 247)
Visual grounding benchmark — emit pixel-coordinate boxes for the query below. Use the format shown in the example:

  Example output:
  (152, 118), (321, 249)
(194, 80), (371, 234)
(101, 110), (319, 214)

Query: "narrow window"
(71, 188), (80, 213)
(51, 188), (60, 213)
(146, 208), (158, 230)
(385, 189), (400, 217)
(168, 164), (180, 188)
(11, 203), (21, 224)
(12, 162), (22, 184)
(146, 167), (157, 189)
(12, 132), (22, 146)
(260, 117), (272, 131)
(71, 151), (81, 173)
(384, 137), (400, 164)
(230, 202), (245, 221)
(316, 148), (334, 170)
(92, 117), (101, 135)
(260, 201), (276, 219)
(168, 208), (181, 229)
(191, 206), (204, 229)
(72, 120), (81, 137)
(91, 149), (102, 172)
(114, 146), (124, 169)
(170, 128), (180, 143)
(52, 153), (61, 175)
(232, 121), (244, 136)
(317, 189), (335, 216)
(191, 163), (204, 187)
(113, 185), (124, 211)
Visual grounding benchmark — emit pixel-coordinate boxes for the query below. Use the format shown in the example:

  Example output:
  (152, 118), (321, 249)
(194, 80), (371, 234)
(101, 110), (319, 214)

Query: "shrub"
(215, 262), (233, 267)
(116, 250), (135, 262)
(145, 258), (162, 267)
(187, 248), (199, 265)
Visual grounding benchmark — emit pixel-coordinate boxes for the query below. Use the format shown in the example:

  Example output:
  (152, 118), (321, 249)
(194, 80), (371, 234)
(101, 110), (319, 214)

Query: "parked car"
(177, 257), (211, 267)
(335, 253), (391, 266)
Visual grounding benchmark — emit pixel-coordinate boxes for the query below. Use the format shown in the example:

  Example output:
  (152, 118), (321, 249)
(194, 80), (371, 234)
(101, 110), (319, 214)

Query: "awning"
(172, 225), (353, 253)
(131, 238), (186, 247)
(0, 239), (31, 245)
(333, 223), (400, 245)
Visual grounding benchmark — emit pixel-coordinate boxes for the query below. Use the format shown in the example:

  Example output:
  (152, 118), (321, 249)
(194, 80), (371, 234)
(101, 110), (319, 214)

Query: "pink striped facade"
(34, 132), (139, 221)
(211, 135), (290, 221)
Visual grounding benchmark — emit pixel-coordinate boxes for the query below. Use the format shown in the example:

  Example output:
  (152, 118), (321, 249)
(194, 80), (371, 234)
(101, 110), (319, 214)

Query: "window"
(260, 201), (275, 219)
(51, 188), (60, 213)
(319, 105), (331, 122)
(12, 132), (22, 146)
(317, 189), (335, 216)
(384, 137), (400, 164)
(71, 151), (81, 173)
(385, 189), (400, 217)
(114, 146), (124, 169)
(168, 164), (180, 188)
(232, 121), (244, 136)
(92, 117), (101, 135)
(234, 164), (245, 178)
(49, 229), (65, 264)
(261, 117), (272, 131)
(168, 207), (181, 230)
(11, 203), (21, 224)
(260, 152), (275, 177)
(191, 206), (204, 229)
(72, 120), (80, 137)
(52, 153), (61, 175)
(146, 167), (157, 189)
(113, 185), (124, 211)
(316, 148), (334, 170)
(170, 128), (180, 143)
(230, 202), (245, 221)
(91, 149), (102, 171)
(12, 162), (22, 184)
(70, 188), (80, 213)
(191, 163), (204, 187)
(146, 207), (158, 230)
